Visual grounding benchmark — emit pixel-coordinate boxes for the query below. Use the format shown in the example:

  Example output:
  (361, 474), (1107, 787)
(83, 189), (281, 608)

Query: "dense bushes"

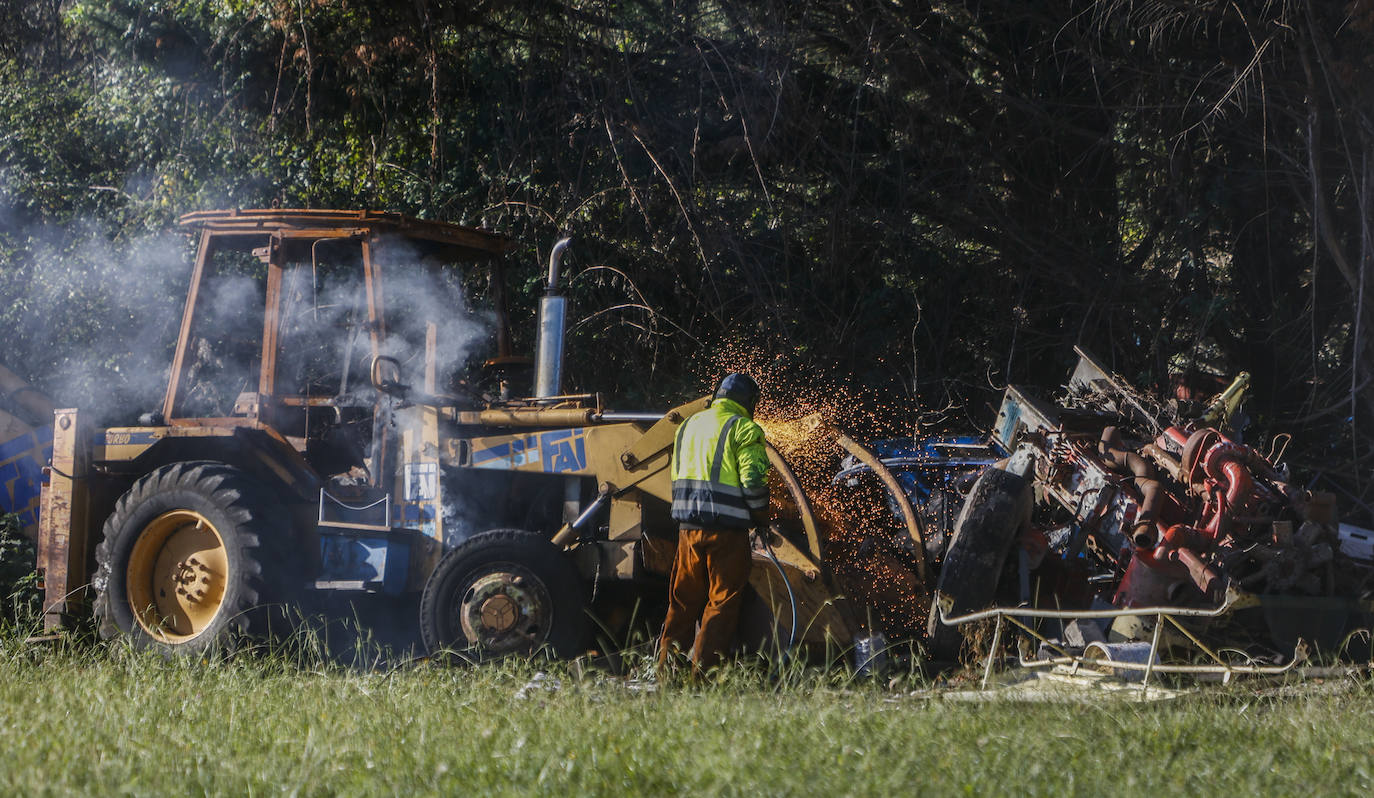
(0, 1), (1370, 518)
(0, 514), (38, 628)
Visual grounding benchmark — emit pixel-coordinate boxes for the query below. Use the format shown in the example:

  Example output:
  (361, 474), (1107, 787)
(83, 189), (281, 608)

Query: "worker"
(658, 372), (769, 675)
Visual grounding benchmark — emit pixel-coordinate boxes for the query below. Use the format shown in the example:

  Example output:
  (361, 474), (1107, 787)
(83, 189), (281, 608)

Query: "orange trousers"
(658, 527), (753, 672)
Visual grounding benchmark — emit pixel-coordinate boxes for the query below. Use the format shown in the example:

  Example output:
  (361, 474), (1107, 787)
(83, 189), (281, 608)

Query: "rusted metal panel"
(37, 409), (90, 630)
(163, 229), (214, 420)
(258, 237), (283, 401)
(177, 209), (515, 258)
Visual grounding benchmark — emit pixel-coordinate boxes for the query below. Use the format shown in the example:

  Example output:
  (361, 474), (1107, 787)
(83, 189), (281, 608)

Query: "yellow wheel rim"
(125, 509), (229, 643)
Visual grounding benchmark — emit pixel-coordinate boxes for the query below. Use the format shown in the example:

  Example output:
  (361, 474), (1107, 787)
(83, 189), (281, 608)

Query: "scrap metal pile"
(812, 348), (1374, 675)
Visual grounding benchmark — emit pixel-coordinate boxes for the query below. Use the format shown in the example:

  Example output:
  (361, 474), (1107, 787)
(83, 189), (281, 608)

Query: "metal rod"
(551, 489), (611, 548)
(1162, 612), (1228, 669)
(1005, 614), (1068, 659)
(454, 408), (597, 427)
(938, 593), (1374, 626)
(571, 491), (610, 531)
(981, 614), (1004, 690)
(1015, 652), (1301, 676)
(940, 593), (1323, 683)
(1142, 613), (1163, 690)
(595, 412), (666, 423)
(937, 595), (1250, 626)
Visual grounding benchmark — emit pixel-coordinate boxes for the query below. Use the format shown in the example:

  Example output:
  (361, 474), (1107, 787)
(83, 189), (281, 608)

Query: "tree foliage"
(0, 0), (1371, 518)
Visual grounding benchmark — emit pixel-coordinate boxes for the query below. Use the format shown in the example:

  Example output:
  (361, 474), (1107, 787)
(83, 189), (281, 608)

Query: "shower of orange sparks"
(697, 338), (937, 640)
(756, 412), (825, 459)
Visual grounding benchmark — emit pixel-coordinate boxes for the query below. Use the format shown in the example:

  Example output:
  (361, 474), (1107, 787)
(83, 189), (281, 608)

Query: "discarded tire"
(925, 467), (1031, 665)
(419, 529), (587, 659)
(93, 461), (293, 655)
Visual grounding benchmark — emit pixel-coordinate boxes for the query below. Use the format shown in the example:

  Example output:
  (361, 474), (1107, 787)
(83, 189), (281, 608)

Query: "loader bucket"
(0, 365), (55, 540)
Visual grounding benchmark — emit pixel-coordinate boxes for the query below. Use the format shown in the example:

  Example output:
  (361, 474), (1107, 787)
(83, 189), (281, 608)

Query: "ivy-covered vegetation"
(0, 1), (1371, 518)
(0, 514), (38, 627)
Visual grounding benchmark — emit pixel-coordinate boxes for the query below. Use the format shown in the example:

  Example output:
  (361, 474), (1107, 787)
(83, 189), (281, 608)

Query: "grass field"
(2, 631), (1373, 797)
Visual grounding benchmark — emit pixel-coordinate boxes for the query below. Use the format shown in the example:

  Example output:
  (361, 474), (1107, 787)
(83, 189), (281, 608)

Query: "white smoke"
(266, 237), (496, 407)
(0, 216), (189, 423)
(0, 211), (499, 426)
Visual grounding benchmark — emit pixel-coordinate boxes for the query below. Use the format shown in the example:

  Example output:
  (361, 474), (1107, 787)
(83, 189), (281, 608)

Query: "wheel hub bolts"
(480, 594), (519, 632)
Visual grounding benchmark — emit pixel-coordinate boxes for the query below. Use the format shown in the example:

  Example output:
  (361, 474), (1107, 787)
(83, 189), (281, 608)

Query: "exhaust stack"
(534, 237), (573, 398)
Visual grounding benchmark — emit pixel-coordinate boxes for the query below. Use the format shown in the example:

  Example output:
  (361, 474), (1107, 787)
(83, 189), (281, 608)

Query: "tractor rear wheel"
(925, 467), (1031, 666)
(419, 529), (587, 659)
(93, 461), (292, 655)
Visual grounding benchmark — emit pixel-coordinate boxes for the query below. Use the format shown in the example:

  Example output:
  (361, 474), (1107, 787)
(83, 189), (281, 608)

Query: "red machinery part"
(1203, 441), (1255, 519)
(1173, 546), (1222, 598)
(1162, 426), (1189, 448)
(1121, 524), (1223, 604)
(1166, 426), (1280, 538)
(1131, 524), (1208, 572)
(1179, 428), (1218, 484)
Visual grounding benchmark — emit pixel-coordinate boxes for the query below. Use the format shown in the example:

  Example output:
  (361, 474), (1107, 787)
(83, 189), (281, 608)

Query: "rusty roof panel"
(177, 209), (516, 257)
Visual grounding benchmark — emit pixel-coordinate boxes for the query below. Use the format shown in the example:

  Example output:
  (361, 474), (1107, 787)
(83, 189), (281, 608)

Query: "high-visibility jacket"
(670, 397), (769, 529)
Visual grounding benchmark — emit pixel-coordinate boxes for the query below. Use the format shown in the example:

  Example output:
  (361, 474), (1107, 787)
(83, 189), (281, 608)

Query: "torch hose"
(755, 527), (798, 662)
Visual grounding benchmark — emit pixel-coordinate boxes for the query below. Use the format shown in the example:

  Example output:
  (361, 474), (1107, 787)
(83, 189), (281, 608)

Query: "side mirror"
(368, 355), (409, 398)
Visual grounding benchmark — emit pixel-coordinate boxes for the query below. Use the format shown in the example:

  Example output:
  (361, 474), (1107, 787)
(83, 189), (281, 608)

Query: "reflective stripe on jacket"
(670, 397), (769, 529)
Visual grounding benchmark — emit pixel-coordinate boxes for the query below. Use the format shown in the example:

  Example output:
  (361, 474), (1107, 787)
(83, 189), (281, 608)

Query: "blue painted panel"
(471, 434), (541, 470)
(833, 435), (1002, 522)
(318, 532), (411, 596)
(469, 429), (591, 474)
(0, 426), (52, 532)
(540, 428), (587, 473)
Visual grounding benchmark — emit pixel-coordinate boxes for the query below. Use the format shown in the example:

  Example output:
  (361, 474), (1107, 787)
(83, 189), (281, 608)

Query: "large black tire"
(925, 467), (1031, 665)
(93, 461), (294, 655)
(419, 529), (587, 659)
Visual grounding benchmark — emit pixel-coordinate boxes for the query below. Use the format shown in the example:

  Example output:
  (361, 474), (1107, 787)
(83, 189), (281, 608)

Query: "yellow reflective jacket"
(670, 397), (769, 528)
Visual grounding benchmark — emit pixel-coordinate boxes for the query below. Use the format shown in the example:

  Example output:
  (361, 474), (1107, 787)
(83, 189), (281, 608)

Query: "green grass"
(0, 632), (1372, 796)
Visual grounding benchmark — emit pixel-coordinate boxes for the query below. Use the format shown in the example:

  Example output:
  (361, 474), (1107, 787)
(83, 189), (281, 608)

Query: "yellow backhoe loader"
(25, 209), (855, 659)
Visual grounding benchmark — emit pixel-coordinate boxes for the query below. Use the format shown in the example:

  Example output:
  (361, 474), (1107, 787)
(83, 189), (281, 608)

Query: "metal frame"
(932, 589), (1374, 690)
(165, 209), (514, 425)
